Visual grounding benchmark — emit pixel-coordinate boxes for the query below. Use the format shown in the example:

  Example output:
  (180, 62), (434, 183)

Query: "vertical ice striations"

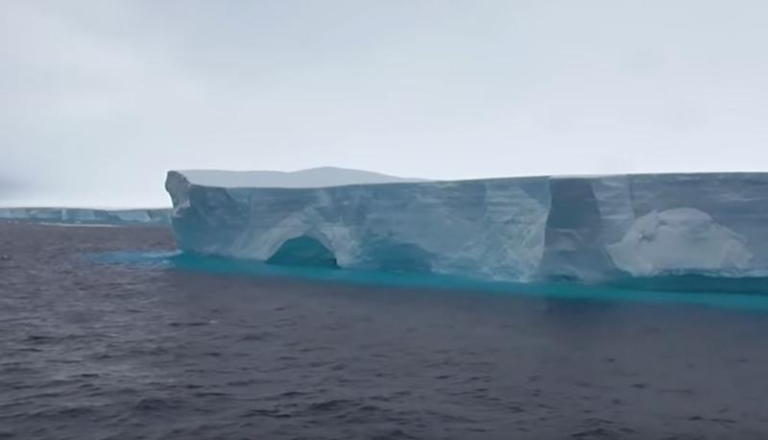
(166, 170), (768, 282)
(539, 177), (619, 280)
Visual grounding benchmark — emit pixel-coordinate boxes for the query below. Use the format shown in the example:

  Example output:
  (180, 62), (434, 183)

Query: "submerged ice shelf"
(165, 168), (768, 288)
(0, 207), (171, 226)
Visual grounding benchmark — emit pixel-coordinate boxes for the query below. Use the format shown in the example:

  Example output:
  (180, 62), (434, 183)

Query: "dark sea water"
(2, 223), (768, 439)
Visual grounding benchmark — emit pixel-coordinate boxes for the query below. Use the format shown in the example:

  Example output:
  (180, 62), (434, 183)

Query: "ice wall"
(166, 171), (768, 283)
(0, 207), (171, 226)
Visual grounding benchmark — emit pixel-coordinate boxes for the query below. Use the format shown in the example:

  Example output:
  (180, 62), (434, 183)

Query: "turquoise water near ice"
(88, 250), (768, 312)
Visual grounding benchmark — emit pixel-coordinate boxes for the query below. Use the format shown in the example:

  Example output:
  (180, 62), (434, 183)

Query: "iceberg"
(0, 207), (171, 226)
(165, 168), (768, 284)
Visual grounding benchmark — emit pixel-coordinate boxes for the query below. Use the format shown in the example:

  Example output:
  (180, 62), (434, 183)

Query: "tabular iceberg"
(165, 168), (768, 284)
(0, 207), (171, 226)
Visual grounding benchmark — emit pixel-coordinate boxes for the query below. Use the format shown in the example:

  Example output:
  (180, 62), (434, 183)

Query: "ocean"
(1, 223), (768, 439)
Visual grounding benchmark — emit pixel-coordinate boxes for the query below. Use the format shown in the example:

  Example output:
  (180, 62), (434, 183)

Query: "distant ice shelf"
(0, 207), (171, 226)
(165, 168), (768, 287)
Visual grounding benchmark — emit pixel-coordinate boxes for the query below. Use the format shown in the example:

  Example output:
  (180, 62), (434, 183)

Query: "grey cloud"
(1, 0), (767, 207)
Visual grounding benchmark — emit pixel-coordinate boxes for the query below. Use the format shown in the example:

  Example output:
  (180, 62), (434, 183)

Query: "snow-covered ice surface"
(179, 166), (425, 188)
(0, 207), (171, 226)
(165, 169), (768, 286)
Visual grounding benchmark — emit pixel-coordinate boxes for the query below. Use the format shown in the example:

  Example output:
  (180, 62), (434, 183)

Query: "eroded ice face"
(166, 170), (768, 285)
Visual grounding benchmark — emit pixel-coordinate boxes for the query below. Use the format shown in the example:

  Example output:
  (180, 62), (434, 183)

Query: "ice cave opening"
(266, 236), (339, 268)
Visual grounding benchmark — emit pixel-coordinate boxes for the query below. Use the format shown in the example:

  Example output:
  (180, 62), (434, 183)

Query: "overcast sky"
(2, 0), (767, 207)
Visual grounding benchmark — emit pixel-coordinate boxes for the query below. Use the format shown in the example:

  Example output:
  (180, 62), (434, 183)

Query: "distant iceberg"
(165, 168), (768, 285)
(0, 207), (171, 226)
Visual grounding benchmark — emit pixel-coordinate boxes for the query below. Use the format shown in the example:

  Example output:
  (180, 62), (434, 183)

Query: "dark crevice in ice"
(267, 236), (339, 268)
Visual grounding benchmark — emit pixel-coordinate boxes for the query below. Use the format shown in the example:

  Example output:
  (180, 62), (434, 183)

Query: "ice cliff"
(0, 207), (171, 226)
(165, 169), (768, 283)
